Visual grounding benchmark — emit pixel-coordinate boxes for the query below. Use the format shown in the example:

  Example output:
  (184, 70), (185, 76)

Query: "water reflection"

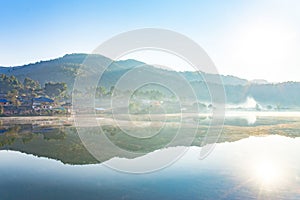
(0, 114), (300, 199)
(1, 115), (300, 165)
(0, 135), (299, 199)
(0, 123), (98, 164)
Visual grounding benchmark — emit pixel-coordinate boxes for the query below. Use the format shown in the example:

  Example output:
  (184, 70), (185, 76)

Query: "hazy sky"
(0, 0), (299, 82)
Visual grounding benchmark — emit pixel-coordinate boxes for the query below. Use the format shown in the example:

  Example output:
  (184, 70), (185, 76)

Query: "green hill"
(1, 53), (300, 107)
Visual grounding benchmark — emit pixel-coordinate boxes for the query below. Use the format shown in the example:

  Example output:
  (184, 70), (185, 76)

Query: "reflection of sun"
(253, 160), (282, 186)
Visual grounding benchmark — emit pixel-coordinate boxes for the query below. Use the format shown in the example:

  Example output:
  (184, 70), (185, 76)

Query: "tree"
(44, 82), (67, 98)
(0, 74), (22, 94)
(7, 89), (21, 106)
(23, 77), (40, 90)
(0, 105), (3, 115)
(22, 77), (40, 97)
(96, 86), (107, 98)
(109, 86), (115, 96)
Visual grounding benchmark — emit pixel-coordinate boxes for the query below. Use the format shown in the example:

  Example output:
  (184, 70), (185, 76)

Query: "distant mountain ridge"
(0, 53), (249, 87)
(1, 53), (300, 107)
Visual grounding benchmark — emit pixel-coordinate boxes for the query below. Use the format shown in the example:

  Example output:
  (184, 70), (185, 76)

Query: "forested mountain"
(0, 54), (249, 88)
(0, 53), (299, 107)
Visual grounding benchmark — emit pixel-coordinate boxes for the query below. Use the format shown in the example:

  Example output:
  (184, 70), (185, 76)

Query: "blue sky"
(0, 0), (299, 82)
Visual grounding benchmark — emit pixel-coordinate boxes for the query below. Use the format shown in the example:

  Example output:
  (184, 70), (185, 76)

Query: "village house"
(32, 97), (55, 111)
(0, 98), (11, 106)
(0, 95), (69, 116)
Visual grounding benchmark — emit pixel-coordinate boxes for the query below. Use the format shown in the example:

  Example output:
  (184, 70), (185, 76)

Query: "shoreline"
(0, 115), (74, 126)
(1, 111), (300, 128)
(2, 110), (300, 121)
(0, 115), (71, 120)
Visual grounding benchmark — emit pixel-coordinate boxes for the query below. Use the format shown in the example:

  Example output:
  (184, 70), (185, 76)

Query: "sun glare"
(253, 160), (283, 187)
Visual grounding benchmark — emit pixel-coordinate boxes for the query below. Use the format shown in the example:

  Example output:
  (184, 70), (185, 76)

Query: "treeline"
(0, 74), (68, 105)
(191, 81), (300, 107)
(75, 85), (171, 101)
(0, 73), (168, 103)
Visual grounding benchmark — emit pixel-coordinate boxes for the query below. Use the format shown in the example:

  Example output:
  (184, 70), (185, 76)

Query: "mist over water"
(227, 96), (261, 110)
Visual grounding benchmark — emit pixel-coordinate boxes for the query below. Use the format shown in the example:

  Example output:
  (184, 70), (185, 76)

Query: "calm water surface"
(0, 136), (300, 199)
(0, 116), (300, 199)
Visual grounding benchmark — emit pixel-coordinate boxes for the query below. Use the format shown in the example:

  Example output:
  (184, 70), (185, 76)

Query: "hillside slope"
(1, 53), (299, 107)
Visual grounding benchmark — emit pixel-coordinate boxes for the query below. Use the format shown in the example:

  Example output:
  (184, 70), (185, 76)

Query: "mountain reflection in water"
(1, 115), (300, 199)
(0, 115), (300, 165)
(0, 134), (300, 199)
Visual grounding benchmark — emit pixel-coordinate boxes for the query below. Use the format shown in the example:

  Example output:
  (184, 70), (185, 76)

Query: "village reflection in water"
(1, 115), (300, 199)
(1, 115), (300, 165)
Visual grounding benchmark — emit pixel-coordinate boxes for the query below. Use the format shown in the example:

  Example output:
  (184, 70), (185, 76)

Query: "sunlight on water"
(253, 160), (283, 186)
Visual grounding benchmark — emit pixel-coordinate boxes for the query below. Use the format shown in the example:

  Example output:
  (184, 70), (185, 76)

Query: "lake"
(0, 114), (300, 199)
